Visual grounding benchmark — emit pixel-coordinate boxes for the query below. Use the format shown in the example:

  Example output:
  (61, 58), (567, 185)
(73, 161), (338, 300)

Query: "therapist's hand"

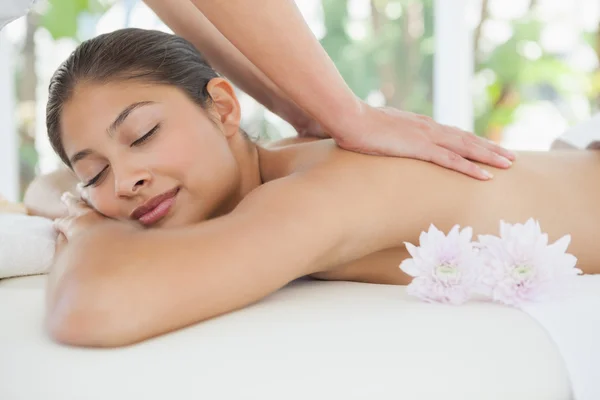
(331, 103), (516, 181)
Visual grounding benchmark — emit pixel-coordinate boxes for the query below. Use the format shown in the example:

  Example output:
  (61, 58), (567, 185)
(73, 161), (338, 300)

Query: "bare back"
(259, 139), (600, 283)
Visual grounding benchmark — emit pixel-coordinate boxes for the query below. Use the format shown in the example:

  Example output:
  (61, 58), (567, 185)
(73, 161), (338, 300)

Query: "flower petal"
(399, 258), (420, 277)
(448, 225), (460, 239)
(404, 242), (419, 259)
(419, 230), (430, 247)
(549, 234), (571, 255)
(459, 226), (473, 243)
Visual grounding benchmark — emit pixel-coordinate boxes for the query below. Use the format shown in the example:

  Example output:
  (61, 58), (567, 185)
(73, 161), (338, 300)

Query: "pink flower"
(400, 224), (480, 305)
(477, 219), (581, 307)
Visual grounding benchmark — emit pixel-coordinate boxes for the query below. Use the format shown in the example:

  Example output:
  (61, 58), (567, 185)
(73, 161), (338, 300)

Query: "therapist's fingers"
(448, 135), (510, 169)
(470, 133), (516, 162)
(427, 145), (493, 181)
(449, 127), (516, 162)
(436, 129), (512, 170)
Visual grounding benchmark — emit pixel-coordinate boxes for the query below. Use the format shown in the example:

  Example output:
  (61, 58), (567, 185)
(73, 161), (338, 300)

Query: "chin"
(164, 209), (208, 228)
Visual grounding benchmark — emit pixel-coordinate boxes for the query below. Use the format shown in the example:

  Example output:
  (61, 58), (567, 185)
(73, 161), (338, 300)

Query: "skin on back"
(259, 139), (600, 282)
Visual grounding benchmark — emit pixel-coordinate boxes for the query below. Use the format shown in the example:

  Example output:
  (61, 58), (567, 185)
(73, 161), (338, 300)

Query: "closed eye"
(82, 124), (160, 188)
(83, 165), (109, 188)
(131, 123), (160, 147)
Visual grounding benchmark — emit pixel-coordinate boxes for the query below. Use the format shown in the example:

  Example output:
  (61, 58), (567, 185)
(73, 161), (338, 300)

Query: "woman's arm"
(47, 175), (355, 347)
(143, 0), (326, 137)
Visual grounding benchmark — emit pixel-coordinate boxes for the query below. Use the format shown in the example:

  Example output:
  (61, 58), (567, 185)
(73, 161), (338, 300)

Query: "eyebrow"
(69, 101), (156, 166)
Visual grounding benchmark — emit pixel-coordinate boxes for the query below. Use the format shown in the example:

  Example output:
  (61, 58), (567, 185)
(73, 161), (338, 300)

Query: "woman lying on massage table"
(35, 28), (600, 348)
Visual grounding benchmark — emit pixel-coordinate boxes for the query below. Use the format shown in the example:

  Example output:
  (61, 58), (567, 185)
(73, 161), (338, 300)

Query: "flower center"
(511, 264), (534, 284)
(434, 262), (460, 284)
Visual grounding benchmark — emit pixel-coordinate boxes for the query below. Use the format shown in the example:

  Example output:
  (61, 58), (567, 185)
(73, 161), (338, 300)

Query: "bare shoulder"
(252, 138), (463, 213)
(236, 140), (448, 237)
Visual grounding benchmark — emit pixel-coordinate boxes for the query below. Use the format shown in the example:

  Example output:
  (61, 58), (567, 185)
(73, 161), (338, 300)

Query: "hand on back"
(328, 103), (516, 181)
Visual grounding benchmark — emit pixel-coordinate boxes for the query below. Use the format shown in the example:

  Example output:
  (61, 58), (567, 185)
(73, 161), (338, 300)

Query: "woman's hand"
(46, 192), (137, 346)
(330, 104), (516, 181)
(53, 192), (109, 241)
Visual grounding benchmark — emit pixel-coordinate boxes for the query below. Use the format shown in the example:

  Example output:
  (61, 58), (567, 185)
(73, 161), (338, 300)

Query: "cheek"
(164, 128), (239, 202)
(164, 124), (236, 179)
(86, 184), (122, 219)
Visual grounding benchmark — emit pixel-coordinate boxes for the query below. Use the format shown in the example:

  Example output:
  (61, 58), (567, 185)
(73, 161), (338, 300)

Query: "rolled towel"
(0, 214), (57, 279)
(0, 194), (27, 214)
(554, 113), (600, 150)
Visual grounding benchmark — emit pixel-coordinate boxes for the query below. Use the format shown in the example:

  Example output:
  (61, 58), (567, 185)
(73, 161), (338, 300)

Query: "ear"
(205, 78), (242, 138)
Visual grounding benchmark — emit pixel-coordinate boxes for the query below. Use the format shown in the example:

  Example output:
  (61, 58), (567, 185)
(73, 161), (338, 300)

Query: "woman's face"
(60, 79), (244, 228)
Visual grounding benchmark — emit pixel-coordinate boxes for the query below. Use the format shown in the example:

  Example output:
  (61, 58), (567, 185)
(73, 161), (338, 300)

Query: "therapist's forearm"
(191, 0), (362, 134)
(144, 0), (311, 127)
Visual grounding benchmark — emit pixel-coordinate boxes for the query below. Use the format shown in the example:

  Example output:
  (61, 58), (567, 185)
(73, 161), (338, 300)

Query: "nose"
(113, 164), (152, 197)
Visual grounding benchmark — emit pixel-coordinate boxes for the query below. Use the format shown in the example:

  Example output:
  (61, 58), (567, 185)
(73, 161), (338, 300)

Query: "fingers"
(428, 146), (494, 181)
(76, 183), (91, 204)
(53, 192), (90, 239)
(471, 133), (516, 162)
(454, 128), (515, 165)
(434, 126), (514, 170)
(61, 192), (90, 216)
(442, 132), (511, 170)
(53, 216), (74, 240)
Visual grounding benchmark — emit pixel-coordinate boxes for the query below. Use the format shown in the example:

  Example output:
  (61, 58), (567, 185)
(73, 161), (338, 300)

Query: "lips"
(130, 187), (179, 226)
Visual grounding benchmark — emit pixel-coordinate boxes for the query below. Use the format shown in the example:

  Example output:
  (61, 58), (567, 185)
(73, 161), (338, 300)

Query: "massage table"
(0, 275), (572, 399)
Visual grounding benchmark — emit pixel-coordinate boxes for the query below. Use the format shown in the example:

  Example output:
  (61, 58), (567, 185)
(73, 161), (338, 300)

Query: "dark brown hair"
(46, 28), (219, 168)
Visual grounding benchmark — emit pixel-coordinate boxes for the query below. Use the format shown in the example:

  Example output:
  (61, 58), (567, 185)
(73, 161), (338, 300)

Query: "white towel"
(521, 275), (600, 400)
(556, 113), (600, 150)
(0, 214), (57, 279)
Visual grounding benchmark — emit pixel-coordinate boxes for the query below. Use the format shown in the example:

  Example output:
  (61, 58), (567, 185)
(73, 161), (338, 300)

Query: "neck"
(235, 135), (263, 199)
(211, 133), (263, 217)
